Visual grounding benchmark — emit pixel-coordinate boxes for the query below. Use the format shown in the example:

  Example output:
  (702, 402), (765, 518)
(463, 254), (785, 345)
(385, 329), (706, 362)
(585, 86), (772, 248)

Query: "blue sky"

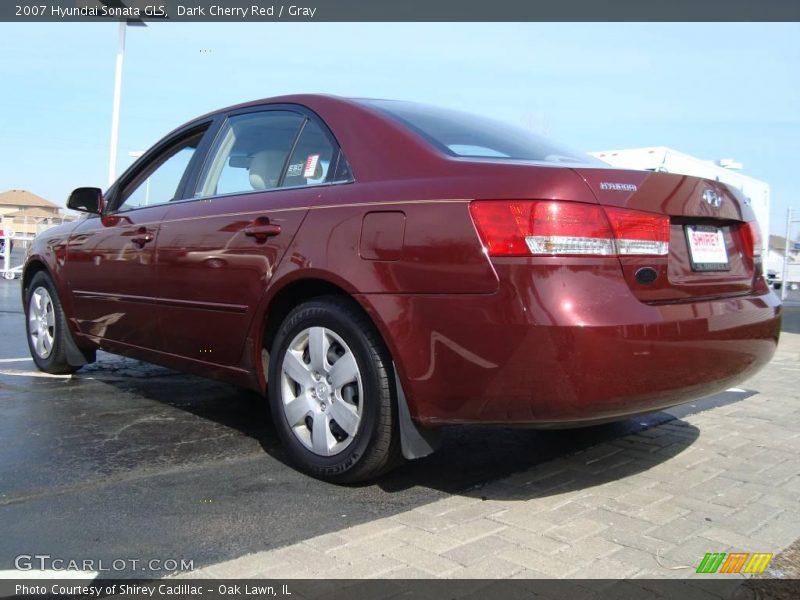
(1, 22), (798, 234)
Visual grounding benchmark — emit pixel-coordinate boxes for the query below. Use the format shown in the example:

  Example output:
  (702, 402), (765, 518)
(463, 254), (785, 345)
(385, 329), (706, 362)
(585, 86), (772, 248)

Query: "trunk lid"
(571, 167), (764, 302)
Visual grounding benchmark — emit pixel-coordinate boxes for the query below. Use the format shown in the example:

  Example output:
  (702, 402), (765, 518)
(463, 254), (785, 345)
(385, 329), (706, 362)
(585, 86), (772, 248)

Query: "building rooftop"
(0, 189), (59, 209)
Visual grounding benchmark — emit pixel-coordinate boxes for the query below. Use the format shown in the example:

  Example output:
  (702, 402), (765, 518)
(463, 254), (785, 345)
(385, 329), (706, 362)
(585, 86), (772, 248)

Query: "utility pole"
(101, 0), (150, 188)
(108, 20), (126, 187)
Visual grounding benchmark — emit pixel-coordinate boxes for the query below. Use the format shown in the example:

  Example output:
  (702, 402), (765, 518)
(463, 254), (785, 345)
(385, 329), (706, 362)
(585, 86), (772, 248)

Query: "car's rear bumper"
(358, 258), (782, 426)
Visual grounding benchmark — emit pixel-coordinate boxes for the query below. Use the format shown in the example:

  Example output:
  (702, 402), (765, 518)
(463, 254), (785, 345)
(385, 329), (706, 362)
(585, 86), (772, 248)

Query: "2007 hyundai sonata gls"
(23, 95), (781, 481)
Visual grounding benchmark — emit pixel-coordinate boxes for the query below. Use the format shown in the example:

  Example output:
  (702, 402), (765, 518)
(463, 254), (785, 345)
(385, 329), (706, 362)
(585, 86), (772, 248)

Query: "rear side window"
(281, 119), (336, 188)
(195, 111), (305, 198)
(360, 99), (599, 165)
(333, 154), (354, 182)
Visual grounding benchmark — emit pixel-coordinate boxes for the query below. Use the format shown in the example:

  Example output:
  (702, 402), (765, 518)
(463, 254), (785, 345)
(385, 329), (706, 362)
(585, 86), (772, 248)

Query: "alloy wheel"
(279, 326), (363, 456)
(28, 286), (55, 359)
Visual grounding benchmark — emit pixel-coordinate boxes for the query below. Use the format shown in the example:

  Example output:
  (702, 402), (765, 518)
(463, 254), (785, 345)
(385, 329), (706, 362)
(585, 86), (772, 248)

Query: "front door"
(64, 127), (209, 350)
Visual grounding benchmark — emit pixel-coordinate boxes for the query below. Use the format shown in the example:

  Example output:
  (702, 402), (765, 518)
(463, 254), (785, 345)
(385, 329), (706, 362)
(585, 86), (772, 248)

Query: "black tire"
(267, 296), (401, 483)
(24, 271), (81, 374)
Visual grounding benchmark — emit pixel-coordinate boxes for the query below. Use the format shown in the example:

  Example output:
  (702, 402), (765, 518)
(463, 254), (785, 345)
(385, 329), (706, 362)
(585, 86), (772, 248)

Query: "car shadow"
(377, 388), (751, 498)
(88, 358), (752, 500)
(377, 419), (695, 498)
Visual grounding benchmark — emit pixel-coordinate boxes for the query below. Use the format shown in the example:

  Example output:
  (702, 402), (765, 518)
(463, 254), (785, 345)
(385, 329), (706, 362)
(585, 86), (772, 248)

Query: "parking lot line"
(0, 369), (72, 379)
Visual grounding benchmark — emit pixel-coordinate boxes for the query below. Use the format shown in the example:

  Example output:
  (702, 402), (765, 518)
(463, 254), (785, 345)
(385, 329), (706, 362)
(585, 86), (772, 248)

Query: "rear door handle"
(131, 227), (154, 247)
(244, 217), (281, 241)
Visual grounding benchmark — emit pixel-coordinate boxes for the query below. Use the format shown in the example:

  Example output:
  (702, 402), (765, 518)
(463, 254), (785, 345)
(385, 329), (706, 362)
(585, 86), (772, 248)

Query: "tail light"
(740, 221), (762, 259)
(604, 206), (670, 256)
(469, 200), (669, 257)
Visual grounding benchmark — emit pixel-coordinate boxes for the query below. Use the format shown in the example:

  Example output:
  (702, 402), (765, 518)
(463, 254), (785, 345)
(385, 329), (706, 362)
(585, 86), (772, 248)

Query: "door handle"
(244, 217), (281, 242)
(131, 228), (154, 247)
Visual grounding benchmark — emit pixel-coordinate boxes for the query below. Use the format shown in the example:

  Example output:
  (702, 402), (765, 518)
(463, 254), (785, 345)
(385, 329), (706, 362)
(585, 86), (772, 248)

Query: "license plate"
(685, 225), (729, 271)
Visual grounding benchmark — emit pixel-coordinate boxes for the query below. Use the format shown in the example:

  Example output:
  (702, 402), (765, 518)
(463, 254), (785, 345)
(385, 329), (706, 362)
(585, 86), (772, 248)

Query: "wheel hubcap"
(280, 326), (363, 457)
(28, 286), (55, 359)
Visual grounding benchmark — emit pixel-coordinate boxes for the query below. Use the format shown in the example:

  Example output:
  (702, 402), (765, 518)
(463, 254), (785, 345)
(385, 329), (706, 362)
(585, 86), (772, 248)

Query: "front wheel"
(25, 271), (81, 374)
(267, 296), (401, 483)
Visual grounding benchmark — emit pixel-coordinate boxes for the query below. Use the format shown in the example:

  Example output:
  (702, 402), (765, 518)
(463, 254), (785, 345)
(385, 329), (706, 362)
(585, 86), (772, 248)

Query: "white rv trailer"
(590, 147), (770, 261)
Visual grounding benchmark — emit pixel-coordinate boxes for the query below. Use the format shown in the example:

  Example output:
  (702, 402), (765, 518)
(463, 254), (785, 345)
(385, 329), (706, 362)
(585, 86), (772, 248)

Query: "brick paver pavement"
(181, 332), (800, 579)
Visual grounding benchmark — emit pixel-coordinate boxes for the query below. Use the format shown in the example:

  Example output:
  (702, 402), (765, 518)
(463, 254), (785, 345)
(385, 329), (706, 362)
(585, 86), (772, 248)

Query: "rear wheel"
(268, 296), (400, 482)
(25, 272), (80, 374)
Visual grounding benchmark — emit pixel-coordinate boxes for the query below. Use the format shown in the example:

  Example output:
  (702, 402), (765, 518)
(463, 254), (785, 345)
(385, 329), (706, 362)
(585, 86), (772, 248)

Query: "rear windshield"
(359, 99), (599, 165)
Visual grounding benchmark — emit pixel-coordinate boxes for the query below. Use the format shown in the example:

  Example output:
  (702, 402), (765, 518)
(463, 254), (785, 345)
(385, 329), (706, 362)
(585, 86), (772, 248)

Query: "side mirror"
(67, 187), (104, 214)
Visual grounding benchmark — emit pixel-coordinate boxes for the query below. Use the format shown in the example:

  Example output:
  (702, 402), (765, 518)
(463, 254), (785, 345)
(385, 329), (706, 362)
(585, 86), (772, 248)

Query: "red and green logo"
(697, 552), (773, 574)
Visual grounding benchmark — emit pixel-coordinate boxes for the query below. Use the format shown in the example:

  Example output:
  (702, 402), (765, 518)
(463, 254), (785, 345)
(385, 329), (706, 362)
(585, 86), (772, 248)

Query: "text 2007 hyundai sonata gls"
(23, 95), (781, 481)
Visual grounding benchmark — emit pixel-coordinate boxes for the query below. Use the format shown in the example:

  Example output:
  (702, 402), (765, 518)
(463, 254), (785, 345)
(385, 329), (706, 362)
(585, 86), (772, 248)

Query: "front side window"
(118, 132), (204, 211)
(195, 111), (305, 198)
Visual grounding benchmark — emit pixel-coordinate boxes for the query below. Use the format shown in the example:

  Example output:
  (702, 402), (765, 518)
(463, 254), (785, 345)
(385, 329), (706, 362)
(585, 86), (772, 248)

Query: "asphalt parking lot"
(1, 259), (799, 580)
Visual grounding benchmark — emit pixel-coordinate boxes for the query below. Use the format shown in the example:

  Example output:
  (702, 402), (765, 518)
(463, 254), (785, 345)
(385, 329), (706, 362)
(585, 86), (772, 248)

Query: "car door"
(154, 108), (345, 366)
(64, 123), (212, 350)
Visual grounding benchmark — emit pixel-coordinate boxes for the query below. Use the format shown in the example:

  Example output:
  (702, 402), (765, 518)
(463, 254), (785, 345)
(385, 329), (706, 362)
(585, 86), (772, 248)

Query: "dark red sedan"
(23, 95), (781, 481)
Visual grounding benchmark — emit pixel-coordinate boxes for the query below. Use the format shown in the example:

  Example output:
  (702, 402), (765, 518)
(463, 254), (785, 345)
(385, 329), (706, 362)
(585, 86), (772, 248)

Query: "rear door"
(64, 125), (210, 349)
(154, 107), (344, 366)
(573, 167), (763, 302)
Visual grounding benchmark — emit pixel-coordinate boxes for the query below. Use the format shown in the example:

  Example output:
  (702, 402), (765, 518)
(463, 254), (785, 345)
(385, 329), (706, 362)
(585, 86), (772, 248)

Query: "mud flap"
(63, 329), (95, 367)
(393, 365), (441, 460)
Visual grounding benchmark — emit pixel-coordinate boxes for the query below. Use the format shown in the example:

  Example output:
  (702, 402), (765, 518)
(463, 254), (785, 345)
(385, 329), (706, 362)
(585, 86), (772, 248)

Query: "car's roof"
(193, 94), (365, 121)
